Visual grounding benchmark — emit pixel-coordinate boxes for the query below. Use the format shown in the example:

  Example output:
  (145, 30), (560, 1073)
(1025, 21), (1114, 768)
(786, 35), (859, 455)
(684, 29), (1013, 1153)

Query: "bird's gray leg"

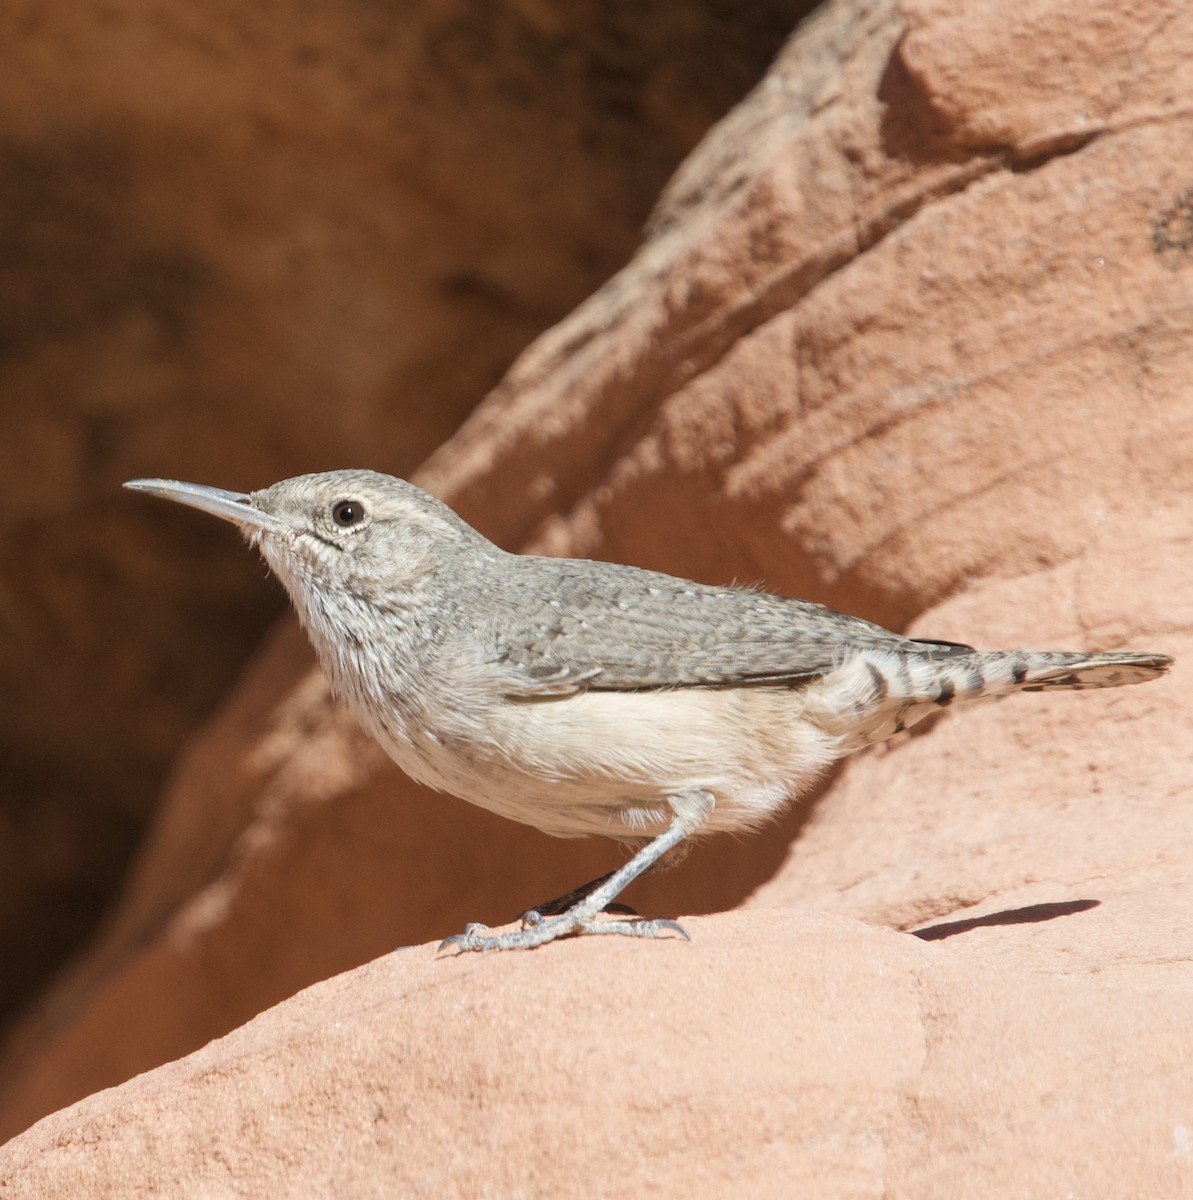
(438, 789), (713, 953)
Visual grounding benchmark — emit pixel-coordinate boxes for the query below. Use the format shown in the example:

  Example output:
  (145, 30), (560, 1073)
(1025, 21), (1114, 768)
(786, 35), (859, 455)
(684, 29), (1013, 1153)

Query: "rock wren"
(125, 470), (1172, 953)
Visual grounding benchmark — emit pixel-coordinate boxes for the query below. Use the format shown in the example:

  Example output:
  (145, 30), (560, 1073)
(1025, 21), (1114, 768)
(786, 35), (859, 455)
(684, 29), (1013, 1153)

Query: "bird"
(125, 470), (1173, 953)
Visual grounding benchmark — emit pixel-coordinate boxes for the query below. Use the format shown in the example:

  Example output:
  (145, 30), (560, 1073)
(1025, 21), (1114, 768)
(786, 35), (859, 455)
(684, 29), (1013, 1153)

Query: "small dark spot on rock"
(1154, 186), (1193, 261)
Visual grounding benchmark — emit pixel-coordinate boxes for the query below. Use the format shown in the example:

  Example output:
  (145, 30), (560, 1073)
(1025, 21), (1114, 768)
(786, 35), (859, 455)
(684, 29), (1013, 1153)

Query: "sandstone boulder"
(2, 0), (1190, 1194)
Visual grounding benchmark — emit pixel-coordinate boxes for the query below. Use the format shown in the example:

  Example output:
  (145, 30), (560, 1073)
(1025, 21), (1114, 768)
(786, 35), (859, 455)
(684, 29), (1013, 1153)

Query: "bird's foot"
(437, 911), (688, 954)
(438, 804), (705, 954)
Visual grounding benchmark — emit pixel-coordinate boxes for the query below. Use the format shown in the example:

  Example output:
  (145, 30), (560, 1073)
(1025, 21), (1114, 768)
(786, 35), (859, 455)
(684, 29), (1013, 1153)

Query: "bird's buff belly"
(363, 685), (840, 841)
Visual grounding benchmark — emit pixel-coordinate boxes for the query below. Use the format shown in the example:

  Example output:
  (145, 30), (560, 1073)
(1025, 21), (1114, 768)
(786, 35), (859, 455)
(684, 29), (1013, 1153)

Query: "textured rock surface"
(3, 0), (1192, 1192)
(3, 909), (1193, 1197)
(0, 0), (804, 1025)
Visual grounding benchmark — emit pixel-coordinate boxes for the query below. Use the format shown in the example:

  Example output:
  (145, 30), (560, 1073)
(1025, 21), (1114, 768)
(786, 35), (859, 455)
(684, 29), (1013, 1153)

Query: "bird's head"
(124, 469), (487, 606)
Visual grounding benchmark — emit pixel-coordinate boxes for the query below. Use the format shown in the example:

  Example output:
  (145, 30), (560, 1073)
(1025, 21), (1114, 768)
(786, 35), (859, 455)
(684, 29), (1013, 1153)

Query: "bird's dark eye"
(331, 499), (365, 527)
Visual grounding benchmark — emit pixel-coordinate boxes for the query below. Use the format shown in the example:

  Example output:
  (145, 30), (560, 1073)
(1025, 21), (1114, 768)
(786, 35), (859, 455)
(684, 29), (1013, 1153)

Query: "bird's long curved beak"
(123, 479), (282, 532)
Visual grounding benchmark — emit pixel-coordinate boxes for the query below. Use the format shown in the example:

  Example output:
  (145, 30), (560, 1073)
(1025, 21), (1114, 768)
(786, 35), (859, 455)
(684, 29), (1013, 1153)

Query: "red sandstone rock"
(3, 909), (1193, 1197)
(2, 0), (1191, 1193)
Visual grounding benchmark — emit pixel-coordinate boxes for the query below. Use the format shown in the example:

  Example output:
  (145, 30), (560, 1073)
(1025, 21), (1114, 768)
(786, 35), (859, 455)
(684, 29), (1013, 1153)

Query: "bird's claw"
(649, 918), (690, 942)
(437, 922), (493, 953)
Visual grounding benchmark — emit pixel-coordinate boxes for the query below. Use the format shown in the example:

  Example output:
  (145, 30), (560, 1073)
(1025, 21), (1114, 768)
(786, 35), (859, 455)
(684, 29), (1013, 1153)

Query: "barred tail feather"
(815, 648), (1172, 752)
(974, 650), (1173, 694)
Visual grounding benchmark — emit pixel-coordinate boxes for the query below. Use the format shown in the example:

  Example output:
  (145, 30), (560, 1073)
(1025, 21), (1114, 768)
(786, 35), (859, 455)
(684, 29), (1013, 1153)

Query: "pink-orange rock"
(2, 0), (1192, 1193)
(3, 909), (1193, 1198)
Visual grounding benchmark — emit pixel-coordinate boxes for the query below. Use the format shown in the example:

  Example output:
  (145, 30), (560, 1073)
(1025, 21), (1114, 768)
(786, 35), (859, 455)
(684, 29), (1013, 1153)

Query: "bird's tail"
(962, 649), (1173, 695)
(821, 648), (1172, 751)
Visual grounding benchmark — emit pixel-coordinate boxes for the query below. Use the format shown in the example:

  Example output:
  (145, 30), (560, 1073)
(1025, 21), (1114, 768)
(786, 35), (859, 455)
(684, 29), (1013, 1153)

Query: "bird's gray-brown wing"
(477, 556), (972, 698)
